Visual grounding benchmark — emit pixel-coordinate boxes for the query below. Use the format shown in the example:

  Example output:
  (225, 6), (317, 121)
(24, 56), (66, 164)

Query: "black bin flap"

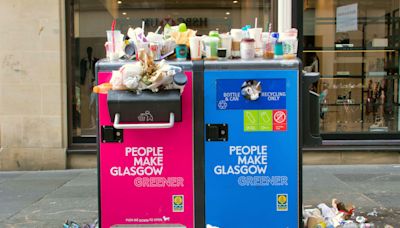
(107, 90), (182, 123)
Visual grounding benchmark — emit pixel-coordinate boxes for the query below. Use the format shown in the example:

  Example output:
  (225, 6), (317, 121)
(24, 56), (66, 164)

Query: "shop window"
(302, 0), (400, 139)
(66, 0), (275, 147)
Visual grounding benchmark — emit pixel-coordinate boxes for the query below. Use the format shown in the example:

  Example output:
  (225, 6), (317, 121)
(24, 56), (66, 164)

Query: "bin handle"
(113, 113), (175, 129)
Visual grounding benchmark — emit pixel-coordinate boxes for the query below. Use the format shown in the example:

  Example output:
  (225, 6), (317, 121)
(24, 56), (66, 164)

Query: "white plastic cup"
(230, 29), (243, 58)
(189, 36), (203, 60)
(220, 34), (233, 59)
(107, 30), (122, 43)
(134, 42), (150, 59)
(230, 29), (243, 41)
(106, 30), (124, 60)
(249, 28), (263, 57)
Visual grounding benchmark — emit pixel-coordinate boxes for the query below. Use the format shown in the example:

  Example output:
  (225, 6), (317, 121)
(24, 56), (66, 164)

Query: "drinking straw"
(111, 19), (116, 52)
(268, 22), (272, 34)
(160, 50), (175, 60)
(255, 17), (258, 29)
(267, 21), (272, 50)
(155, 26), (161, 34)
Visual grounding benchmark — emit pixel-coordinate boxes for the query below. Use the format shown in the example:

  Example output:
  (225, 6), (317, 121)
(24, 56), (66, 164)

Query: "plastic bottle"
(209, 30), (221, 47)
(163, 24), (172, 39)
(241, 25), (251, 39)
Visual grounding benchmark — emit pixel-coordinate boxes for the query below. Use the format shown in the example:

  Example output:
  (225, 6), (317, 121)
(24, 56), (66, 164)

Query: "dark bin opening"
(107, 89), (182, 123)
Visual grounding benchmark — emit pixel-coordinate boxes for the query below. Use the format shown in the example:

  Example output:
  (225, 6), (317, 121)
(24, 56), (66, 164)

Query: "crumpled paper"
(171, 29), (197, 46)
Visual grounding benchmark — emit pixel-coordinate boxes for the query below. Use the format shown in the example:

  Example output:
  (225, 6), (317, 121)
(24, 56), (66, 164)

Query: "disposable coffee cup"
(220, 34), (232, 59)
(175, 44), (188, 61)
(249, 28), (263, 57)
(189, 36), (202, 60)
(230, 29), (243, 58)
(230, 29), (243, 42)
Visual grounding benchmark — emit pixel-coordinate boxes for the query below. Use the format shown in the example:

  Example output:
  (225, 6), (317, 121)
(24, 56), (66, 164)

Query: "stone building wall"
(0, 0), (67, 170)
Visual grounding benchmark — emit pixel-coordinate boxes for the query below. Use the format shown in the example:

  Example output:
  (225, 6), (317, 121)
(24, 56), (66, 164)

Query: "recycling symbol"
(218, 100), (228, 110)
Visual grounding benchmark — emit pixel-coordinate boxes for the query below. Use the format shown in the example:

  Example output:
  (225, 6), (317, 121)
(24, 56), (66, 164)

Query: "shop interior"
(303, 0), (400, 138)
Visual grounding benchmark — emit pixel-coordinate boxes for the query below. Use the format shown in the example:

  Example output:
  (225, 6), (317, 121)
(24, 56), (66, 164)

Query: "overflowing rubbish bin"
(96, 60), (195, 228)
(200, 59), (302, 228)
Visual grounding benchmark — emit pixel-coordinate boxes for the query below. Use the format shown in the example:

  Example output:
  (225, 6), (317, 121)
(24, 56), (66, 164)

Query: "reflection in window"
(70, 0), (273, 142)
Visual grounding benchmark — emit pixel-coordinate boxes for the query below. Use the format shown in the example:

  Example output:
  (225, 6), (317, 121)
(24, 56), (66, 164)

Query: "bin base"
(111, 225), (186, 228)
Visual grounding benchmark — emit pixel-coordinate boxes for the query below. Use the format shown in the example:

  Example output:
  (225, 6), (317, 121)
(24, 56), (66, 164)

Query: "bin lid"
(96, 59), (193, 72)
(204, 58), (300, 70)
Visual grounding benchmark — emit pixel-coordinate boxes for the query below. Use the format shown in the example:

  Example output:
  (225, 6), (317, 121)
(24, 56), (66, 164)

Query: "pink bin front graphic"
(97, 61), (194, 228)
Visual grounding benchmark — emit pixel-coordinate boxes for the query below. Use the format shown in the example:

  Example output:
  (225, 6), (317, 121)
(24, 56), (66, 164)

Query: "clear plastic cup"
(249, 28), (263, 57)
(220, 34), (233, 59)
(106, 30), (124, 60)
(203, 37), (219, 60)
(134, 42), (150, 59)
(189, 36), (203, 60)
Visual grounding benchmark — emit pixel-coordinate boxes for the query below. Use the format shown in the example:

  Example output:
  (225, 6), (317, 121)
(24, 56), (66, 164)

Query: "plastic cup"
(189, 36), (202, 60)
(220, 34), (232, 59)
(134, 42), (150, 59)
(249, 28), (263, 57)
(106, 30), (124, 60)
(107, 30), (122, 44)
(230, 29), (243, 58)
(230, 29), (243, 41)
(150, 42), (162, 60)
(203, 37), (219, 60)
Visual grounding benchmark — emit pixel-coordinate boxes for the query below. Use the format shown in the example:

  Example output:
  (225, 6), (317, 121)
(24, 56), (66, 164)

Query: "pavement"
(0, 165), (399, 228)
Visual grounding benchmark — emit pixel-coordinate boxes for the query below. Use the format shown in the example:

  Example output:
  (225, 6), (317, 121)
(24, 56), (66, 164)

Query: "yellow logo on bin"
(277, 194), (288, 211)
(172, 195), (184, 212)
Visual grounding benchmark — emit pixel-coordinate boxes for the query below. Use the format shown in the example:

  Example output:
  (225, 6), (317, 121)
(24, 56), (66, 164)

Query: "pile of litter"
(93, 50), (187, 95)
(303, 199), (395, 228)
(63, 218), (98, 228)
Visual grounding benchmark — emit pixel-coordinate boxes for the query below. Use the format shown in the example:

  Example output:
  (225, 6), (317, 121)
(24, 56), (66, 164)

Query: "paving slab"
(0, 165), (399, 227)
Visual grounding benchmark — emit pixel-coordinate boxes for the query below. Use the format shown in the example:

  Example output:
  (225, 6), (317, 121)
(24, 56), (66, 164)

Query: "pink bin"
(96, 60), (194, 228)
